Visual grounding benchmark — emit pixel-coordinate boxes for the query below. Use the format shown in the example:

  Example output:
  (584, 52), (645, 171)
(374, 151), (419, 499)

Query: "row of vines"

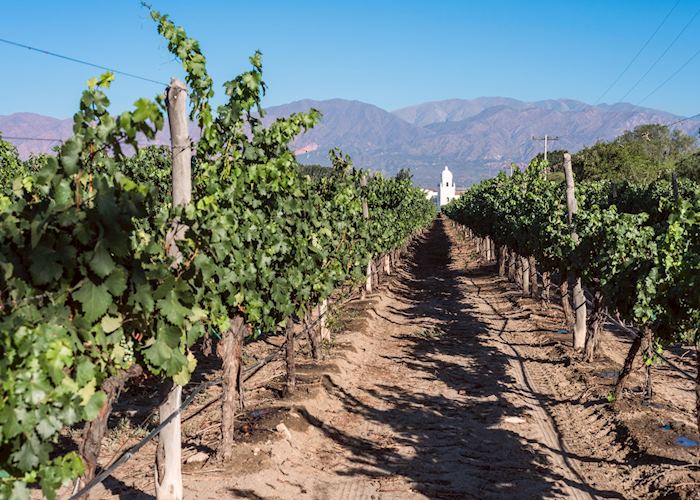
(0, 8), (436, 500)
(444, 155), (699, 427)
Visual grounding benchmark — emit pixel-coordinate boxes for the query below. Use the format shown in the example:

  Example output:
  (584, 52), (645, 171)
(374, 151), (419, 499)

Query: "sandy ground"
(79, 217), (700, 499)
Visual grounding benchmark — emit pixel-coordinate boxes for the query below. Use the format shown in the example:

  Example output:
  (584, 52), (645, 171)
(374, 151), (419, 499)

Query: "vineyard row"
(0, 8), (436, 500)
(443, 154), (700, 432)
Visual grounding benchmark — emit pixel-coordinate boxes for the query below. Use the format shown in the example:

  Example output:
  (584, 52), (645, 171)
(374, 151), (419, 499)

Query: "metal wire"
(0, 37), (168, 86)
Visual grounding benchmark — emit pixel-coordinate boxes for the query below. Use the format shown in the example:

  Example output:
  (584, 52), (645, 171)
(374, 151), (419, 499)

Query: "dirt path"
(93, 217), (699, 499)
(176, 218), (619, 499)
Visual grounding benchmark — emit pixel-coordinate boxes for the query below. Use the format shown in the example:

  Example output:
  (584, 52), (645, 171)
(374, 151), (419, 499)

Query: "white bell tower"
(438, 166), (455, 207)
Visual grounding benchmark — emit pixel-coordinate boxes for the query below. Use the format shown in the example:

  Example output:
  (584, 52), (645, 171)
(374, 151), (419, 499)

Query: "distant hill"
(3, 97), (699, 188)
(0, 113), (73, 159)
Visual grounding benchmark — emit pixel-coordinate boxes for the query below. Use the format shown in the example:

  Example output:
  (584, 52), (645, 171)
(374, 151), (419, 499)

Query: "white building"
(421, 188), (438, 201)
(438, 166), (456, 207)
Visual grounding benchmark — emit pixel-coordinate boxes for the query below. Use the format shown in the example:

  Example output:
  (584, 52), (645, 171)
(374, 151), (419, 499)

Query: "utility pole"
(532, 135), (560, 175)
(532, 135), (560, 162)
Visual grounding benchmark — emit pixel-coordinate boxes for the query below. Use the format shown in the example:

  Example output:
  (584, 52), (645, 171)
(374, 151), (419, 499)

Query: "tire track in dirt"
(461, 277), (595, 499)
(448, 219), (641, 498)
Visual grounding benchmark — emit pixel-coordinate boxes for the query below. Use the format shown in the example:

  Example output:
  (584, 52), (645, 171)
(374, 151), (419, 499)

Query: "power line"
(637, 47), (700, 105)
(618, 6), (700, 103)
(595, 0), (681, 104)
(666, 112), (700, 128)
(1, 135), (63, 142)
(0, 37), (168, 86)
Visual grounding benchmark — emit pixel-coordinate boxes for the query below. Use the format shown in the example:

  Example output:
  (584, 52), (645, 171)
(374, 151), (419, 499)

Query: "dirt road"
(94, 217), (699, 499)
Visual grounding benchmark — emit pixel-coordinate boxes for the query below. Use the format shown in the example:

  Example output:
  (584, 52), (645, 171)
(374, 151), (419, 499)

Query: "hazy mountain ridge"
(3, 97), (698, 187)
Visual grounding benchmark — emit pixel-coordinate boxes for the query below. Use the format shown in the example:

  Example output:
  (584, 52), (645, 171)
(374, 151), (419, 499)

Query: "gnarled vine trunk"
(528, 256), (538, 298)
(508, 249), (517, 282)
(78, 364), (143, 494)
(542, 271), (551, 305)
(642, 327), (654, 400)
(498, 245), (507, 277)
(217, 316), (246, 461)
(559, 269), (574, 330)
(613, 329), (645, 401)
(584, 284), (606, 362)
(285, 317), (296, 395)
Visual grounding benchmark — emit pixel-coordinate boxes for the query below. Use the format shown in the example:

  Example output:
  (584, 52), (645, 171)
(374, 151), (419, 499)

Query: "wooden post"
(360, 174), (371, 295)
(514, 254), (522, 287)
(508, 249), (517, 282)
(365, 261), (373, 295)
(306, 308), (321, 360)
(156, 78), (191, 500)
(528, 256), (538, 298)
(520, 256), (530, 294)
(319, 299), (330, 342)
(498, 245), (507, 276)
(643, 328), (654, 400)
(156, 380), (182, 500)
(564, 153), (586, 350)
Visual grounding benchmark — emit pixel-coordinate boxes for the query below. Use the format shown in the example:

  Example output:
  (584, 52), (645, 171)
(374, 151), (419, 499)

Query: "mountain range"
(3, 97), (699, 187)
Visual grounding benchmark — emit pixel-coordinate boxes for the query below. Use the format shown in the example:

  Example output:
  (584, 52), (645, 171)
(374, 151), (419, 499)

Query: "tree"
(297, 163), (333, 179)
(675, 151), (700, 181)
(395, 168), (412, 182)
(532, 150), (566, 172)
(572, 124), (698, 184)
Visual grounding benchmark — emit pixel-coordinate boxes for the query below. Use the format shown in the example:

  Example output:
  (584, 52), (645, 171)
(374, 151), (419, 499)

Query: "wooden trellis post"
(563, 153), (586, 349)
(157, 77), (191, 500)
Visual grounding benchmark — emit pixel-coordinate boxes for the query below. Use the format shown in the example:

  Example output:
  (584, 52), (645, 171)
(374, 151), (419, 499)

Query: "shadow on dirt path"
(298, 217), (624, 498)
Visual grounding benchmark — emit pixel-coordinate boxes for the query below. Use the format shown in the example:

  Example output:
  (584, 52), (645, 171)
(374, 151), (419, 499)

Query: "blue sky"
(2, 0), (700, 118)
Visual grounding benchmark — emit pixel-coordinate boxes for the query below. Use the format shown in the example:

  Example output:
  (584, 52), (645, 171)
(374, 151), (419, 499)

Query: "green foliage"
(395, 168), (413, 182)
(445, 156), (700, 353)
(120, 145), (172, 206)
(0, 10), (436, 498)
(0, 137), (25, 195)
(676, 151), (700, 181)
(532, 150), (566, 172)
(572, 124), (697, 184)
(0, 72), (193, 497)
(297, 163), (333, 179)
